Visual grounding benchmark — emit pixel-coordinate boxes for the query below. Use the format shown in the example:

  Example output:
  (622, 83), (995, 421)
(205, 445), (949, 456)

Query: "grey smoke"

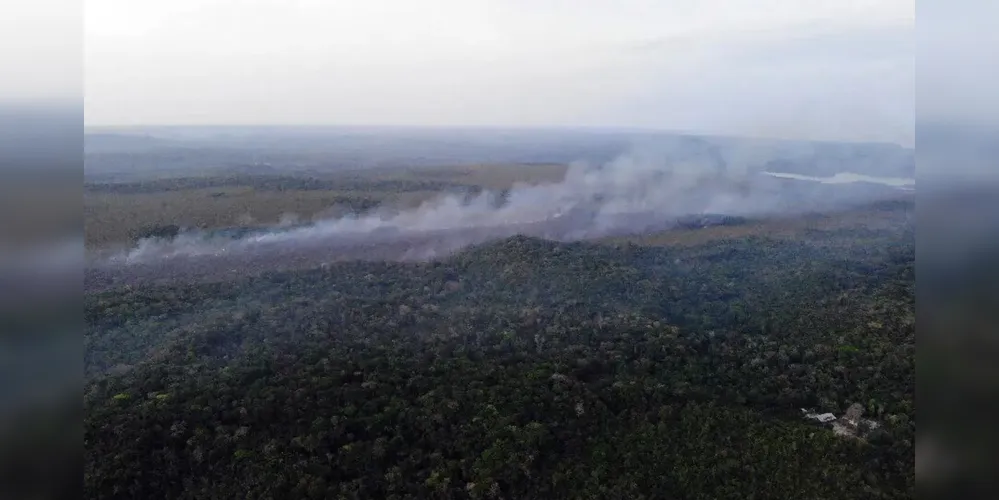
(102, 139), (912, 266)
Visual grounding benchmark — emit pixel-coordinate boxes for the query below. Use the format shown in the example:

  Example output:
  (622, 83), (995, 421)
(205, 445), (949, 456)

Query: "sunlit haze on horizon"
(81, 0), (916, 145)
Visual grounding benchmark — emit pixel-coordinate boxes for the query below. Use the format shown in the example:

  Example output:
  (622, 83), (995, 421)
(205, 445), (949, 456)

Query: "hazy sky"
(81, 0), (919, 143)
(1, 0), (81, 102)
(918, 0), (999, 129)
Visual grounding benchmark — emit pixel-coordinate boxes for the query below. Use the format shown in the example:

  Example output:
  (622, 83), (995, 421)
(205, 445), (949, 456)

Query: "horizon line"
(83, 123), (911, 148)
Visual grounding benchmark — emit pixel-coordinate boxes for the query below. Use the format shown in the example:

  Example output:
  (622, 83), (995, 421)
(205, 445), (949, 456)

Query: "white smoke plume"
(98, 139), (911, 268)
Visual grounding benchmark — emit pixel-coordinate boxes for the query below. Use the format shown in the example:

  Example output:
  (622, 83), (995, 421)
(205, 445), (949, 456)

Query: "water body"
(763, 171), (915, 189)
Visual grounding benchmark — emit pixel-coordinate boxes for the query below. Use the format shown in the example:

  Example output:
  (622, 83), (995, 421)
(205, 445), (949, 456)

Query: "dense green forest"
(84, 222), (914, 499)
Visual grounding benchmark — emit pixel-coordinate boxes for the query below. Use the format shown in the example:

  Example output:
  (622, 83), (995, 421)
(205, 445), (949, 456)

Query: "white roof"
(804, 412), (837, 423)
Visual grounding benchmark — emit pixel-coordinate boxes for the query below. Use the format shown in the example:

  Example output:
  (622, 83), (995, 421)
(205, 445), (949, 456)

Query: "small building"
(804, 404), (883, 440)
(801, 409), (837, 423)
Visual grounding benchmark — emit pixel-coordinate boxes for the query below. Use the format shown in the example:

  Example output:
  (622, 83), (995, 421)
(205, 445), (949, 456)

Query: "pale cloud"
(84, 0), (917, 143)
(917, 0), (999, 127)
(1, 0), (81, 100)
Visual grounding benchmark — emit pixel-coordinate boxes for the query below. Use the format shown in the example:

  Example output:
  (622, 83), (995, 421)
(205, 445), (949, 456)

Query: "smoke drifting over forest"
(100, 139), (913, 269)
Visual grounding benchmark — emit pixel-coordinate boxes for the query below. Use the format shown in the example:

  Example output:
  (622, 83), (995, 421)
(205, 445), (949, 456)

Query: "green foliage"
(84, 227), (914, 499)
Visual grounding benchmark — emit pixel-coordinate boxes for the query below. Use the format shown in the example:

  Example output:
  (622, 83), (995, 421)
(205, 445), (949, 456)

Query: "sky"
(59, 1), (930, 145)
(918, 0), (999, 128)
(1, 0), (81, 103)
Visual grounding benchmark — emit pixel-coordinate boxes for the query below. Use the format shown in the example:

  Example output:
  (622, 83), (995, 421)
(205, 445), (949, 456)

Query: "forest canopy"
(84, 217), (914, 499)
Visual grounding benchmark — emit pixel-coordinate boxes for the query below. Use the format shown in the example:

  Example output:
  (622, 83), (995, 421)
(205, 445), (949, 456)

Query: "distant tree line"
(85, 175), (473, 195)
